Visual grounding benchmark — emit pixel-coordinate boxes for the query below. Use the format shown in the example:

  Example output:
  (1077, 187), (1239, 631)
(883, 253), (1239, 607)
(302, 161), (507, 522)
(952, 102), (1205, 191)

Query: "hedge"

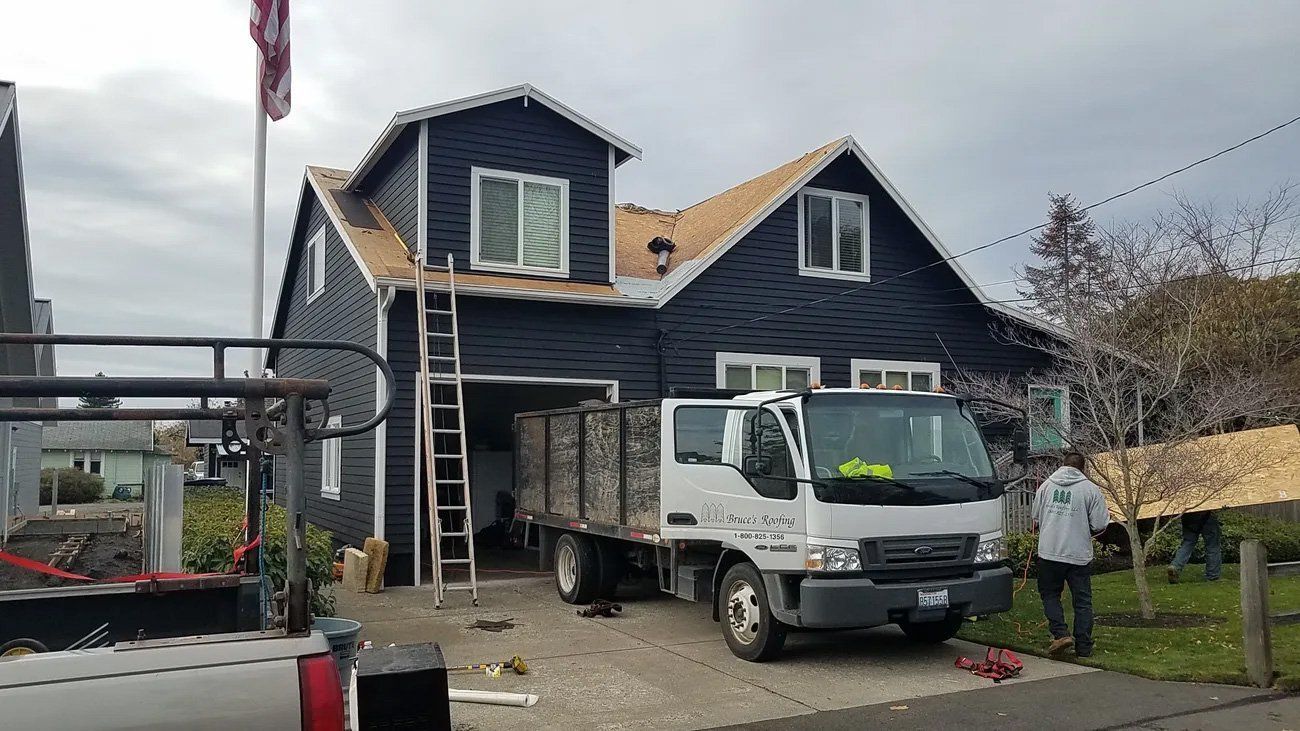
(1007, 531), (1118, 577)
(40, 468), (104, 505)
(182, 488), (336, 617)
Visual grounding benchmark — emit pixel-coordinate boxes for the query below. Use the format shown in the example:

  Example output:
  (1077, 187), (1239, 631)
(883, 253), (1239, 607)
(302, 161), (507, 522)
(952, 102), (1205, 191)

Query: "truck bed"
(516, 401), (662, 532)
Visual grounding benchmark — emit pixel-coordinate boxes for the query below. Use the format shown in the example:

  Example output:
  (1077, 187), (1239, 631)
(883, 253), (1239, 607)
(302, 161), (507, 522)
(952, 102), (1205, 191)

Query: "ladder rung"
(429, 404), (460, 410)
(435, 479), (465, 484)
(429, 378), (458, 384)
(424, 264), (450, 273)
(426, 309), (454, 316)
(444, 583), (476, 591)
(439, 531), (468, 538)
(427, 332), (456, 338)
(431, 428), (462, 434)
(433, 453), (461, 458)
(441, 558), (472, 565)
(437, 505), (468, 511)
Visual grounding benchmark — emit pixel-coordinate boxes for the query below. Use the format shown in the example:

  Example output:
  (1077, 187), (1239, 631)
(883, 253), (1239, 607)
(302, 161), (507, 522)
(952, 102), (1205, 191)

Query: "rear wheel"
(719, 563), (786, 662)
(0, 638), (48, 657)
(554, 533), (601, 604)
(899, 615), (964, 643)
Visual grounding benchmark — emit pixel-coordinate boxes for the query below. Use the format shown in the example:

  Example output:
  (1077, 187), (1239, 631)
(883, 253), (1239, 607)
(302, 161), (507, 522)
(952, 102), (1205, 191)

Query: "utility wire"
(669, 113), (1300, 344)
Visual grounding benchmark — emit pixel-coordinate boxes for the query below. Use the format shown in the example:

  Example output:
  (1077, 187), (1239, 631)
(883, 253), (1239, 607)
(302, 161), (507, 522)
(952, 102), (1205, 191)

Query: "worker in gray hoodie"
(1033, 452), (1110, 657)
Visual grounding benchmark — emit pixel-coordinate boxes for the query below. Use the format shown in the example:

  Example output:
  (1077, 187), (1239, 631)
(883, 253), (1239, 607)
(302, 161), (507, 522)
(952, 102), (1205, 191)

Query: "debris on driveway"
(577, 599), (622, 618)
(466, 618), (517, 632)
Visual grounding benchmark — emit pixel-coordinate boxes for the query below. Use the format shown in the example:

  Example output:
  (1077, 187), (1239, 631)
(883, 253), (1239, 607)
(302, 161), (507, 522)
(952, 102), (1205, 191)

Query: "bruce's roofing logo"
(700, 502), (726, 524)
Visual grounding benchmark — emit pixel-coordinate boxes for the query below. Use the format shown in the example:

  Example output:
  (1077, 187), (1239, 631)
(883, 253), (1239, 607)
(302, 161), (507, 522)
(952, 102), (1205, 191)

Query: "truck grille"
(859, 534), (978, 581)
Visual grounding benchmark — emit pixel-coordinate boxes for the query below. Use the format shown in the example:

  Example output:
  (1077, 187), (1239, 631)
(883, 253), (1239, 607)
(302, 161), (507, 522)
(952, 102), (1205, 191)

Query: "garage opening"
(418, 379), (612, 584)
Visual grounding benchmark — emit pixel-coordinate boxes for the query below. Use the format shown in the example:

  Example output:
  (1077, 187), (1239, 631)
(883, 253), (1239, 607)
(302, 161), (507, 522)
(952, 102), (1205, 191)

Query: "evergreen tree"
(1018, 193), (1110, 319)
(77, 372), (122, 409)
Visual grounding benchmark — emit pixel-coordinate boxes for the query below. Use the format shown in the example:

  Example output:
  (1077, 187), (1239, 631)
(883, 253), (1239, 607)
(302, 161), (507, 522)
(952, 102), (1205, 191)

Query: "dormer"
(346, 85), (640, 285)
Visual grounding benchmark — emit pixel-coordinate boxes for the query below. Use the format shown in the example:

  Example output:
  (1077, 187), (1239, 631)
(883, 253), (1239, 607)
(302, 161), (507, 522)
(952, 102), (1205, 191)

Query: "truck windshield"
(803, 393), (1001, 506)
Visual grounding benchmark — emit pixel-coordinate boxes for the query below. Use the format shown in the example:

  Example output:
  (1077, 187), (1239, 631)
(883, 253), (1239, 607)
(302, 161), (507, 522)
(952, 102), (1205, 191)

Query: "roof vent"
(647, 236), (676, 275)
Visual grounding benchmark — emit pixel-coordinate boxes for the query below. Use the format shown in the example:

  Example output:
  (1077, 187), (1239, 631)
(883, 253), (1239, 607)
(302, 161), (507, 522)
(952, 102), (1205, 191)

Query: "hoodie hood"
(1047, 466), (1088, 487)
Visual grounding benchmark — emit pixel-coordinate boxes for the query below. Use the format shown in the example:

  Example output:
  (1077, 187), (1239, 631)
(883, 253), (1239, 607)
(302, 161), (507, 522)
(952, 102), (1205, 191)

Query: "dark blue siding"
(273, 195), (378, 550)
(426, 100), (611, 283)
(362, 126), (419, 251)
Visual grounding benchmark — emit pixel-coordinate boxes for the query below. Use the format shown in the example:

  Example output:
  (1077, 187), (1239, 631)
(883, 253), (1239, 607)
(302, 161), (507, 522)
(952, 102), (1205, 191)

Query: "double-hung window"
(798, 187), (869, 281)
(306, 227), (326, 301)
(320, 416), (342, 499)
(72, 451), (104, 476)
(716, 352), (821, 391)
(471, 167), (569, 277)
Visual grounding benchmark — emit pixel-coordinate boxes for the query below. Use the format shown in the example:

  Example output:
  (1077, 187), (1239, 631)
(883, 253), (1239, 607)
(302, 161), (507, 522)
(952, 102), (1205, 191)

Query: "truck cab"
(662, 388), (1015, 660)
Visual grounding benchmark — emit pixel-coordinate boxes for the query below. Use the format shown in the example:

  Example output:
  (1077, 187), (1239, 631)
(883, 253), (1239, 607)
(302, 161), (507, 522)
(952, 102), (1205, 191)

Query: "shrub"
(182, 488), (336, 617)
(40, 468), (104, 504)
(1006, 531), (1117, 577)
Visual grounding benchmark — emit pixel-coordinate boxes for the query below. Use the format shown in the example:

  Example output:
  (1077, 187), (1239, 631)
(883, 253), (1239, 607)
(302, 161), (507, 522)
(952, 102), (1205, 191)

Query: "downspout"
(657, 329), (670, 397)
(373, 285), (397, 540)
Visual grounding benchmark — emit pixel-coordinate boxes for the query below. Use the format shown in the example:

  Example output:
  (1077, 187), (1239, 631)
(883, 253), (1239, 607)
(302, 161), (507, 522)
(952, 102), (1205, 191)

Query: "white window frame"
(321, 416), (342, 500)
(797, 186), (870, 282)
(469, 166), (570, 278)
(306, 226), (327, 303)
(71, 451), (105, 476)
(715, 352), (821, 391)
(850, 359), (940, 390)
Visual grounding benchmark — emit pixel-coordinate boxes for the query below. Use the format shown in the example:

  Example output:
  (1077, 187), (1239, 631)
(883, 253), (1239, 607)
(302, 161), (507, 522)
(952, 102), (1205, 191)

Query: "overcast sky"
(3, 1), (1298, 398)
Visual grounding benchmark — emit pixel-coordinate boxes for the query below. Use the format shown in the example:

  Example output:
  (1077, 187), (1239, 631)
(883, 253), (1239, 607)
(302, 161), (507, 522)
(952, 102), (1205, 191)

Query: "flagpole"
(246, 52), (267, 599)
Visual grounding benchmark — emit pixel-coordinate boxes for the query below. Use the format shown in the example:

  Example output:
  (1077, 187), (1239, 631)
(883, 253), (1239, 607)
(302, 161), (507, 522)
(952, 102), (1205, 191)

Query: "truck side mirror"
(1012, 426), (1030, 465)
(743, 455), (773, 477)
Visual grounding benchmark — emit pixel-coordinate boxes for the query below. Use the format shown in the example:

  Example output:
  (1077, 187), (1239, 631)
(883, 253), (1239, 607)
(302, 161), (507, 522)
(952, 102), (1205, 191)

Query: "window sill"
(797, 266), (871, 283)
(470, 260), (570, 279)
(320, 489), (341, 501)
(306, 285), (327, 304)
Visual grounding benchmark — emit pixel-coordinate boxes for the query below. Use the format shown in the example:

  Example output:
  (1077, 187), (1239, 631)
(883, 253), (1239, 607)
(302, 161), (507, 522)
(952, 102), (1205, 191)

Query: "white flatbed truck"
(515, 387), (1027, 661)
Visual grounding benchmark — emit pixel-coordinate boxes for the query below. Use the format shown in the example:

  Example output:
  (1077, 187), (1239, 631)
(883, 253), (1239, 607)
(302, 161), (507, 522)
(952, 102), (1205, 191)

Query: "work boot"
(1075, 645), (1093, 658)
(1048, 636), (1075, 655)
(1166, 566), (1180, 584)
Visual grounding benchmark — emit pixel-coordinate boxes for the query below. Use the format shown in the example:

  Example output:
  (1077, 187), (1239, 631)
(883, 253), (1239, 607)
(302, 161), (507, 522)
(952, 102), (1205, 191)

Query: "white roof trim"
(304, 170), (377, 292)
(373, 275), (658, 308)
(649, 136), (1063, 337)
(343, 84), (642, 191)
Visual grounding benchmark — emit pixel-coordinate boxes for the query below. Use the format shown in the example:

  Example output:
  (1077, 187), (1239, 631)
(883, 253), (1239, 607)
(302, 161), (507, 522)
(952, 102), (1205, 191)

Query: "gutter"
(372, 276), (660, 308)
(373, 285), (397, 540)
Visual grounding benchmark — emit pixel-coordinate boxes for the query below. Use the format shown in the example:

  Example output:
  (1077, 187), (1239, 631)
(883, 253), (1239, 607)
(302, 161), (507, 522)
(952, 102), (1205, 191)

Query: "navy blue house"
(268, 84), (1059, 585)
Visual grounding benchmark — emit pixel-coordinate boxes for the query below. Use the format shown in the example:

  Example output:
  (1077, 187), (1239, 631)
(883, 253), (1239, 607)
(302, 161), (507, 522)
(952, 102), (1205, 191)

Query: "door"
(660, 400), (807, 571)
(1028, 385), (1069, 452)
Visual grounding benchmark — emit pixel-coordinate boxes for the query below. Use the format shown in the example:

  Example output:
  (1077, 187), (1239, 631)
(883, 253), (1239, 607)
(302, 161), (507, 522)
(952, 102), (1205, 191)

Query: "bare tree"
(958, 192), (1300, 618)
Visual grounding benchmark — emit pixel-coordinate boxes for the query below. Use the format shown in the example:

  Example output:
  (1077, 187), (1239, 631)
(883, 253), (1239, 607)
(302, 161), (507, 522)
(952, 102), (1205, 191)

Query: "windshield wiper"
(912, 470), (999, 490)
(829, 474), (916, 491)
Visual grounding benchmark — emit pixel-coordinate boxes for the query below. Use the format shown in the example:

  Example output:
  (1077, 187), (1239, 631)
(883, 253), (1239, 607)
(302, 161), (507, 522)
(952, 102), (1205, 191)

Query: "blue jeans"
(1171, 514), (1222, 580)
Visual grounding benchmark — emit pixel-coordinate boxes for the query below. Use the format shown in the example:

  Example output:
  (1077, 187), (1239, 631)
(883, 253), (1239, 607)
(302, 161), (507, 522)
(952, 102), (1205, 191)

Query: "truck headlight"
(975, 537), (1007, 565)
(806, 544), (862, 572)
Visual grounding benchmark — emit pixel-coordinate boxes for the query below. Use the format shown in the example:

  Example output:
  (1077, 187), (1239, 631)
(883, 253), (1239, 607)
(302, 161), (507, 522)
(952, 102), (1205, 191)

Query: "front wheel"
(899, 615), (964, 643)
(719, 563), (786, 662)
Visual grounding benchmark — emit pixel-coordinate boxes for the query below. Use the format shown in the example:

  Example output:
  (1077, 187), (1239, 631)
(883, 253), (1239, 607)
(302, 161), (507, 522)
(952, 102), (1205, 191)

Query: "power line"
(669, 112), (1300, 344)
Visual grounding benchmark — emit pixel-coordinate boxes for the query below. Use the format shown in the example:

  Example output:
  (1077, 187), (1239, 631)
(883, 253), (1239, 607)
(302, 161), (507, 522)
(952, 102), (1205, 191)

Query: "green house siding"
(41, 449), (156, 498)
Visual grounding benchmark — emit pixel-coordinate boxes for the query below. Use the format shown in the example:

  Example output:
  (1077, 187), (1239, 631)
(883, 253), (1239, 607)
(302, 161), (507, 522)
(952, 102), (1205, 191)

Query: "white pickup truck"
(515, 387), (1026, 661)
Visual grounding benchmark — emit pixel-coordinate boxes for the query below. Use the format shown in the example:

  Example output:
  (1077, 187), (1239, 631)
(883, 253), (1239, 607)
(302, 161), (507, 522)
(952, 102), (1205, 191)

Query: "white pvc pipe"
(448, 689), (539, 707)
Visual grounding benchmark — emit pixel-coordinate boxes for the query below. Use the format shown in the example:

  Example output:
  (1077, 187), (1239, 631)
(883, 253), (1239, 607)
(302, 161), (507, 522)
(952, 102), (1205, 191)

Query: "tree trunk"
(1125, 523), (1156, 619)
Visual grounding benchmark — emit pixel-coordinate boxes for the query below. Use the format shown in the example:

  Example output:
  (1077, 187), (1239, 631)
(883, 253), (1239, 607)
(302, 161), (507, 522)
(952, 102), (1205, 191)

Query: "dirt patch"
(0, 531), (143, 591)
(1094, 612), (1225, 629)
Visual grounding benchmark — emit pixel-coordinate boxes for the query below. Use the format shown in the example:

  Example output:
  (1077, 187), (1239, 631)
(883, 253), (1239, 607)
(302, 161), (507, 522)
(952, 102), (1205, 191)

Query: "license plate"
(917, 588), (949, 610)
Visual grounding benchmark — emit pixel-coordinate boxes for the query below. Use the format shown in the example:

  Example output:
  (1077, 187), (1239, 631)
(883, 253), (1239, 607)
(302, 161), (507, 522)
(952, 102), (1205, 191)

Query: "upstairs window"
(471, 167), (569, 277)
(851, 359), (939, 391)
(798, 187), (869, 281)
(306, 227), (326, 301)
(716, 352), (820, 391)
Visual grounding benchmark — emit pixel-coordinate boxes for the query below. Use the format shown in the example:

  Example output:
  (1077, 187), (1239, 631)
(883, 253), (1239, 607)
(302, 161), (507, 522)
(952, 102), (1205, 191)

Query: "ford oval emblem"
(914, 546), (934, 556)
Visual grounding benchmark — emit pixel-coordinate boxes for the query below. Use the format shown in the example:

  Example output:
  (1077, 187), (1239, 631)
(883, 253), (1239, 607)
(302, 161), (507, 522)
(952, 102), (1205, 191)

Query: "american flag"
(250, 0), (291, 120)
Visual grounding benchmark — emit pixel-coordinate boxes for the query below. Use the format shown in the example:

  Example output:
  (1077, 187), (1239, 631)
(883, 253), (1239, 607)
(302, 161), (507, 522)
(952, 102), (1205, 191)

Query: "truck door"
(661, 400), (807, 571)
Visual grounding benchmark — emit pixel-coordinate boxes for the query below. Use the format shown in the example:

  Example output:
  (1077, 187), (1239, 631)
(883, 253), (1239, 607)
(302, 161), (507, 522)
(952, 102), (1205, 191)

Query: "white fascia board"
(344, 84), (641, 191)
(303, 170), (377, 292)
(373, 276), (658, 308)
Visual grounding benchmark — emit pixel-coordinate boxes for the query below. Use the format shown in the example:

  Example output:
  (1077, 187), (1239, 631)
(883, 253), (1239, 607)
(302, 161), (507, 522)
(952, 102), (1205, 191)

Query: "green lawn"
(958, 564), (1300, 690)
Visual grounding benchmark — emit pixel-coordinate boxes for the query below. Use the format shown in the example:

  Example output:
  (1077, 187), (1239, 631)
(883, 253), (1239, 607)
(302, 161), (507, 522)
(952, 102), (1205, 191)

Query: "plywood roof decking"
(307, 165), (625, 297)
(614, 137), (846, 280)
(1092, 425), (1300, 521)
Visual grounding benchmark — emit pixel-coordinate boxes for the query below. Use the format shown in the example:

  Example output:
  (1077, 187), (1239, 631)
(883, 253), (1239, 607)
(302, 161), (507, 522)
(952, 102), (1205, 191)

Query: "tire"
(0, 638), (49, 657)
(594, 539), (627, 599)
(718, 563), (787, 662)
(899, 615), (964, 644)
(554, 533), (601, 604)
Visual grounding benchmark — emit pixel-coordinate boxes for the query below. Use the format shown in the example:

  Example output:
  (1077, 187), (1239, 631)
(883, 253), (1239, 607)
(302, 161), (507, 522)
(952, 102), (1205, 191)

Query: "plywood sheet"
(624, 404), (662, 530)
(1092, 425), (1300, 520)
(583, 409), (622, 524)
(548, 413), (580, 517)
(516, 417), (546, 514)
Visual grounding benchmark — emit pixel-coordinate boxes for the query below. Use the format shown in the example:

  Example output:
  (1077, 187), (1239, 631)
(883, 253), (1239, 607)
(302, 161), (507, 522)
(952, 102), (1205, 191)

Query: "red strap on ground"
(0, 550), (96, 581)
(955, 647), (1024, 682)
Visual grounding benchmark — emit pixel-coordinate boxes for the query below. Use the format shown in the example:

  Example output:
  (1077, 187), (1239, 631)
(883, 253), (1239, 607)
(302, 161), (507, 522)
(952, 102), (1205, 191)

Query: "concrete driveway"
(337, 576), (1093, 730)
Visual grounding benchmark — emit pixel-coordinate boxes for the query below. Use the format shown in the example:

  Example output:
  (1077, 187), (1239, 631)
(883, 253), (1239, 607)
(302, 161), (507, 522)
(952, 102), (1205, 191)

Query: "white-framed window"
(71, 451), (104, 476)
(470, 167), (569, 277)
(716, 352), (821, 391)
(1028, 384), (1070, 451)
(321, 416), (342, 500)
(850, 359), (940, 391)
(306, 227), (327, 301)
(797, 186), (869, 281)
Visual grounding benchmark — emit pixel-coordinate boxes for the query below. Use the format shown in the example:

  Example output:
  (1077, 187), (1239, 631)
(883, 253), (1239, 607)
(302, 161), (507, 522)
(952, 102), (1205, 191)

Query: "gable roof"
(44, 420), (154, 451)
(0, 80), (39, 379)
(342, 84), (642, 191)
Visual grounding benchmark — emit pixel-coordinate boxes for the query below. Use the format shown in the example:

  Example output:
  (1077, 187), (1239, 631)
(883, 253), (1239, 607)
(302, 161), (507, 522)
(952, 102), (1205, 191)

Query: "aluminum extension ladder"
(414, 253), (478, 607)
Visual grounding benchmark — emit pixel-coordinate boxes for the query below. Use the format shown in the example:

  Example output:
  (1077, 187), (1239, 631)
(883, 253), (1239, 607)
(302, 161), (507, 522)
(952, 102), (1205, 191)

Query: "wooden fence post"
(1240, 539), (1273, 688)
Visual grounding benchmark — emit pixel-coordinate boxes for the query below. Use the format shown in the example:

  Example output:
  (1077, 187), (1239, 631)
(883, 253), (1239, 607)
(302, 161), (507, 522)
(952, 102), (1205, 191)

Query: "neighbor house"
(42, 422), (171, 499)
(268, 84), (1062, 585)
(0, 80), (55, 530)
(186, 419), (248, 490)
